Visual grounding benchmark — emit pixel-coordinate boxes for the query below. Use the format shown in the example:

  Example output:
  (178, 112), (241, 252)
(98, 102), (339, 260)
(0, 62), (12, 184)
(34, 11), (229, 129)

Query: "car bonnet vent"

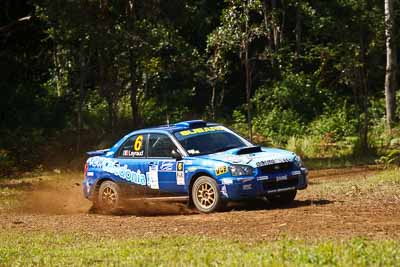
(236, 146), (262, 155)
(175, 120), (207, 129)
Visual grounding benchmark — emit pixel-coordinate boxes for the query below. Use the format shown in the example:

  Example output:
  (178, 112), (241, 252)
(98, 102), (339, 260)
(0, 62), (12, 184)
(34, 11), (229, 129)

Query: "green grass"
(308, 169), (400, 199)
(0, 233), (399, 266)
(0, 187), (22, 212)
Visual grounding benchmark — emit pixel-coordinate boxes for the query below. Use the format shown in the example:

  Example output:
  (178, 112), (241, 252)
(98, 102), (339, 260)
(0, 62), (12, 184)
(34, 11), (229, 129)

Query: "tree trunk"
(129, 50), (141, 129)
(77, 45), (86, 154)
(280, 0), (285, 45)
(358, 0), (374, 152)
(385, 0), (397, 132)
(210, 79), (216, 120)
(126, 1), (142, 129)
(244, 2), (252, 142)
(271, 0), (279, 50)
(262, 0), (274, 66)
(360, 55), (369, 152)
(245, 53), (252, 142)
(295, 3), (302, 57)
(218, 83), (225, 107)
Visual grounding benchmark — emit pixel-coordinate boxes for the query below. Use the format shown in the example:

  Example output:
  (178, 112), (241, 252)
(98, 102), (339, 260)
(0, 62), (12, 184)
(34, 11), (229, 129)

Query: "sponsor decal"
(149, 165), (159, 189)
(267, 187), (296, 194)
(221, 185), (229, 197)
(85, 180), (90, 194)
(276, 175), (288, 181)
(237, 177), (254, 183)
(179, 126), (224, 136)
(221, 154), (254, 165)
(221, 178), (233, 185)
(255, 158), (292, 167)
(176, 162), (185, 185)
(86, 171), (94, 177)
(187, 166), (197, 172)
(257, 176), (269, 181)
(87, 157), (146, 185)
(176, 172), (184, 185)
(187, 149), (200, 155)
(159, 161), (175, 172)
(215, 166), (228, 176)
(122, 150), (144, 157)
(291, 170), (301, 176)
(242, 184), (252, 190)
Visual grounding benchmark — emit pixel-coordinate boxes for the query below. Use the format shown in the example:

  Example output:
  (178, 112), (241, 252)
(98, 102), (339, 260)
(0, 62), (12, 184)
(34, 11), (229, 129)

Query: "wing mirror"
(171, 149), (182, 160)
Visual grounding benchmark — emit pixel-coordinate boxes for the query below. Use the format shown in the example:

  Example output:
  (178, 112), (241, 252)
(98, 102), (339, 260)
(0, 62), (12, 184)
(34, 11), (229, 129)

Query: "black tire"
(97, 181), (122, 214)
(192, 176), (222, 213)
(266, 190), (297, 205)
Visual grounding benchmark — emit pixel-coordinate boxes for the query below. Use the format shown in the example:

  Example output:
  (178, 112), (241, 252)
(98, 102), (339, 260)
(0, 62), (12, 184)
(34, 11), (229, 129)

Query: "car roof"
(134, 120), (219, 134)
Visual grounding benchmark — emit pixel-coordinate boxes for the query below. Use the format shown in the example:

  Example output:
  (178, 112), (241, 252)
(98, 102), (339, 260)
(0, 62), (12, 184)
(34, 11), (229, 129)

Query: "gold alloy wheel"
(101, 186), (117, 208)
(196, 182), (216, 209)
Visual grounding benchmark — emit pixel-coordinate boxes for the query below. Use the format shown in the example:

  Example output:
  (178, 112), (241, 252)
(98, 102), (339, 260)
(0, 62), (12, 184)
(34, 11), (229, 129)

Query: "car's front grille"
(259, 162), (293, 175)
(262, 176), (299, 191)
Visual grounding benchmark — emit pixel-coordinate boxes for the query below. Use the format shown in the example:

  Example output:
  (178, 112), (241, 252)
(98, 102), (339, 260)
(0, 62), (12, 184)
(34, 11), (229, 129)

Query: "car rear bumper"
(219, 168), (308, 200)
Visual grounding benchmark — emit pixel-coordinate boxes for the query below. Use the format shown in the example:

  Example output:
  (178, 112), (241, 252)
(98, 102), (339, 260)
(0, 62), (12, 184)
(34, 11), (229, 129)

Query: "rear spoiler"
(86, 149), (110, 156)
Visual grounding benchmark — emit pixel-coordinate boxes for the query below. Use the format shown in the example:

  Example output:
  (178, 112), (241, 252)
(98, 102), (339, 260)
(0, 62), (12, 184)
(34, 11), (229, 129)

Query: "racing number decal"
(176, 162), (185, 185)
(134, 135), (143, 151)
(177, 162), (183, 171)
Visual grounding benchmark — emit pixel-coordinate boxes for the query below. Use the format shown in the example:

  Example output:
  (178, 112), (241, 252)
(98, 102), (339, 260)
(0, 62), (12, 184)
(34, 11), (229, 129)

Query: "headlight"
(293, 155), (304, 168)
(229, 165), (254, 176)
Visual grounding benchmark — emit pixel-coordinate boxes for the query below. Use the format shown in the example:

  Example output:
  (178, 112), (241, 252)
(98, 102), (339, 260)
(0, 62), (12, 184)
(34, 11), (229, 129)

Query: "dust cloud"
(20, 184), (91, 214)
(18, 177), (195, 216)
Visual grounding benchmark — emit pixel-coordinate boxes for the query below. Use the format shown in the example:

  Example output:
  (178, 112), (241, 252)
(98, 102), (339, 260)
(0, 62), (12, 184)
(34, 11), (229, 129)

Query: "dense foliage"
(1, 0), (399, 173)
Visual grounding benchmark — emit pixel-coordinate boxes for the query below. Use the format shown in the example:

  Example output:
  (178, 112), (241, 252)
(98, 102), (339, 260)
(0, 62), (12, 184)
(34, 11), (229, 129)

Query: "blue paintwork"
(83, 120), (308, 201)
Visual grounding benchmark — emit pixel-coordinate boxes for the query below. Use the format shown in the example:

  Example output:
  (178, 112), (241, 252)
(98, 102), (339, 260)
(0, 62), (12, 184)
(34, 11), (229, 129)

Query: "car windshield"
(174, 126), (249, 156)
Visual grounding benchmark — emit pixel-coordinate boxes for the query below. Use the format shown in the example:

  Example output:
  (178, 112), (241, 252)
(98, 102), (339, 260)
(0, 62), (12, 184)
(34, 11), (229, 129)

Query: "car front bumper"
(219, 168), (308, 200)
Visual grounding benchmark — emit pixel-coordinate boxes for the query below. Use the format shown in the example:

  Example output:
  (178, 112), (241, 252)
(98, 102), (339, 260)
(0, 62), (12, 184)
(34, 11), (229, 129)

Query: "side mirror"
(171, 149), (182, 160)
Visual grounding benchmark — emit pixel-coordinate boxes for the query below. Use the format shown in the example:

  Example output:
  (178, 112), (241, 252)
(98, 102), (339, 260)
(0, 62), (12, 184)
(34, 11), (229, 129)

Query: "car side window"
(118, 134), (147, 158)
(148, 133), (177, 158)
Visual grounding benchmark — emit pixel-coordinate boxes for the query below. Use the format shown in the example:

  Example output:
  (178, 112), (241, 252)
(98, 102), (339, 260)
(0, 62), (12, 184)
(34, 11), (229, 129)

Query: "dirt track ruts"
(1, 166), (399, 240)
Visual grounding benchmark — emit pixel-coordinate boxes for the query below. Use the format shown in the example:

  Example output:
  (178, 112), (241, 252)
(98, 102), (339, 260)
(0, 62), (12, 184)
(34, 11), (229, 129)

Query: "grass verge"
(0, 233), (399, 266)
(304, 156), (377, 170)
(308, 169), (400, 200)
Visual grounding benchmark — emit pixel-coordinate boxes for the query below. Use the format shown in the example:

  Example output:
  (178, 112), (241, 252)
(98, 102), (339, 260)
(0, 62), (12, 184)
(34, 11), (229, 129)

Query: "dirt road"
(1, 166), (399, 240)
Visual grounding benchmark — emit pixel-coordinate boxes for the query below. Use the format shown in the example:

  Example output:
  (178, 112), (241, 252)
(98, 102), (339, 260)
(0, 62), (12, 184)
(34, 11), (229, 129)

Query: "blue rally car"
(83, 120), (308, 213)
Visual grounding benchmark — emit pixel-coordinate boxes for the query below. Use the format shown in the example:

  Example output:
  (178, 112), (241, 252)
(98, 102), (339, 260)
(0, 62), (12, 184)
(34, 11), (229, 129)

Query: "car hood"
(197, 146), (297, 168)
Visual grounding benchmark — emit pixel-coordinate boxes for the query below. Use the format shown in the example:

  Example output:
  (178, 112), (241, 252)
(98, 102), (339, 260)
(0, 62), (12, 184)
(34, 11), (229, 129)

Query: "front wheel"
(96, 181), (122, 214)
(266, 190), (297, 205)
(192, 176), (222, 213)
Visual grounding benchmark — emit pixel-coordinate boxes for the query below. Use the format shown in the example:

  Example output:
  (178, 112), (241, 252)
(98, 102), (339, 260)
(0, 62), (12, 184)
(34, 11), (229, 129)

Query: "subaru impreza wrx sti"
(83, 120), (308, 213)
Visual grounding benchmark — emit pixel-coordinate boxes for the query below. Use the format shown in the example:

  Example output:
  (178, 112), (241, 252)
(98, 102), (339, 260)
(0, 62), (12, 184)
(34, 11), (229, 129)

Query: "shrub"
(253, 108), (305, 145)
(231, 109), (248, 137)
(376, 149), (400, 167)
(0, 149), (16, 177)
(309, 103), (357, 142)
(286, 135), (322, 158)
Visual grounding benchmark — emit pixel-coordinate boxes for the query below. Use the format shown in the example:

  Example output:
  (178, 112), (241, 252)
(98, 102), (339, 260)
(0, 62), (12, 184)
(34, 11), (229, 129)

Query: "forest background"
(1, 0), (400, 175)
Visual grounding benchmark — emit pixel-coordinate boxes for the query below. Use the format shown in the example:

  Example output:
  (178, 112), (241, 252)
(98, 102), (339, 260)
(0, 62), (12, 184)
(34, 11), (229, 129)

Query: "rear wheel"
(97, 181), (121, 214)
(192, 176), (222, 213)
(266, 190), (297, 205)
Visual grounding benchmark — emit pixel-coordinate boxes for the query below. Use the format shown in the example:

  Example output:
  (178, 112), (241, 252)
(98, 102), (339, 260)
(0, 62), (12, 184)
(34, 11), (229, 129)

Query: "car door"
(147, 133), (185, 194)
(115, 133), (149, 189)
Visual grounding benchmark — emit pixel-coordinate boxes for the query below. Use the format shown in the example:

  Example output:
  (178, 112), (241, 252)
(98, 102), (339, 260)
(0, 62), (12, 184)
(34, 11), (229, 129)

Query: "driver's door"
(147, 133), (185, 194)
